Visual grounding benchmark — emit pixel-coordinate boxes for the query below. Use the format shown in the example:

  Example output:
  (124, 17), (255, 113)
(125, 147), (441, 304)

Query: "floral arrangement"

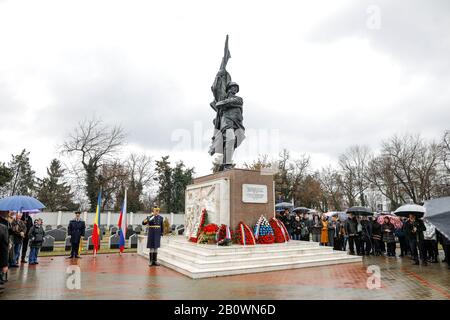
(270, 217), (290, 243)
(216, 224), (233, 246)
(234, 221), (256, 245)
(198, 223), (219, 244)
(189, 208), (208, 243)
(253, 215), (275, 244)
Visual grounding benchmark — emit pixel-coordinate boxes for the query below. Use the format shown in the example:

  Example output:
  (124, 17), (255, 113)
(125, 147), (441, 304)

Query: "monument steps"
(158, 247), (353, 269)
(158, 252), (361, 279)
(163, 243), (333, 260)
(138, 236), (362, 279)
(163, 240), (325, 258)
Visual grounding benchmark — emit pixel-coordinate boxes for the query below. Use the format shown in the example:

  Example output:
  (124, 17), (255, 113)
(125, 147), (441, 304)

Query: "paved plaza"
(1, 252), (449, 300)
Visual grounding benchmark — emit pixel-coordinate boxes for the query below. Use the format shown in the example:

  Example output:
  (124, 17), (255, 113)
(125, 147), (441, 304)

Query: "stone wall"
(30, 211), (185, 227)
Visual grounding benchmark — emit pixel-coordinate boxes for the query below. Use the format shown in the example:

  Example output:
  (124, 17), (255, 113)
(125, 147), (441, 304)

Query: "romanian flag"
(117, 189), (127, 253)
(92, 189), (102, 254)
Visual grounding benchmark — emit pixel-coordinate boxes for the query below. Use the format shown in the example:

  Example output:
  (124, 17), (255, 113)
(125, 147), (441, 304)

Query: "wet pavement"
(1, 252), (449, 300)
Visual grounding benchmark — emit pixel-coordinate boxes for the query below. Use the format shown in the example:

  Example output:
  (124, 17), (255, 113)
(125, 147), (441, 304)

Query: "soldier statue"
(209, 35), (245, 171)
(142, 206), (164, 266)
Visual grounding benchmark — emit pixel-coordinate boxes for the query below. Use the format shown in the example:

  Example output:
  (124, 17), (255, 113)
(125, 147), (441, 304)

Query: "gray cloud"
(0, 0), (449, 177)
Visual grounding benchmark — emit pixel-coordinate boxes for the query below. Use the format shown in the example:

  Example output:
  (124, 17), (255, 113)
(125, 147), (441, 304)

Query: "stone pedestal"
(184, 169), (274, 238)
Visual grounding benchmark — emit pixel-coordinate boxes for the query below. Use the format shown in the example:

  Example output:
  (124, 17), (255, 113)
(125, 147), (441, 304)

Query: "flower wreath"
(189, 208), (208, 243)
(234, 221), (256, 245)
(216, 224), (233, 246)
(270, 217), (290, 243)
(253, 215), (275, 244)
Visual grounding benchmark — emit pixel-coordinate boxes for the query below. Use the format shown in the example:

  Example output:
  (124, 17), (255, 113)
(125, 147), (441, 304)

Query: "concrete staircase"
(138, 236), (362, 279)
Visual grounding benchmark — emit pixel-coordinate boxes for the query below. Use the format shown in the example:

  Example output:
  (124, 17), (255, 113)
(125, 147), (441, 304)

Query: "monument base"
(185, 169), (275, 239)
(138, 235), (362, 279)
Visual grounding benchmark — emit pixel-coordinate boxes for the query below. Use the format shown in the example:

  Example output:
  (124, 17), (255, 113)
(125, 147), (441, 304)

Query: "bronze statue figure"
(209, 35), (245, 171)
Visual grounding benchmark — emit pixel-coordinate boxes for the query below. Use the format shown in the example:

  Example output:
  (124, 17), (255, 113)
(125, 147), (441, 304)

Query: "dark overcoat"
(0, 223), (9, 268)
(68, 219), (86, 244)
(143, 215), (164, 249)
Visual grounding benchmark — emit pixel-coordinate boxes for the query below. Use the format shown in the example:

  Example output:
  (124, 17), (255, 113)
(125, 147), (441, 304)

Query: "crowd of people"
(0, 210), (46, 294)
(276, 208), (450, 269)
(0, 210), (88, 294)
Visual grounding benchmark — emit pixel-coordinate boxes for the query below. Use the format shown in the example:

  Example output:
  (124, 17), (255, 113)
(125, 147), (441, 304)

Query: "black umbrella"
(424, 197), (450, 240)
(346, 206), (373, 216)
(394, 204), (425, 218)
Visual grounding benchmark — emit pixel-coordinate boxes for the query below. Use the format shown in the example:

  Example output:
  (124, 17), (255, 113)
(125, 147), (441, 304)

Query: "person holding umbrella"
(381, 216), (396, 257)
(360, 216), (373, 256)
(20, 212), (33, 263)
(311, 212), (322, 243)
(300, 213), (311, 241)
(0, 211), (10, 288)
(345, 213), (360, 255)
(395, 217), (409, 257)
(280, 208), (293, 239)
(9, 212), (26, 267)
(404, 214), (427, 266)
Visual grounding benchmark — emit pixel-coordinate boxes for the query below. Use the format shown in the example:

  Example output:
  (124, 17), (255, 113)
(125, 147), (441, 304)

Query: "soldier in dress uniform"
(142, 206), (164, 266)
(67, 211), (86, 259)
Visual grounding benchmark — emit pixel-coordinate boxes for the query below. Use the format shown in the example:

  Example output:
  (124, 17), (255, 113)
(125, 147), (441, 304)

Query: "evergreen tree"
(37, 159), (76, 211)
(154, 156), (194, 213)
(0, 162), (12, 191)
(155, 156), (173, 212)
(172, 161), (194, 213)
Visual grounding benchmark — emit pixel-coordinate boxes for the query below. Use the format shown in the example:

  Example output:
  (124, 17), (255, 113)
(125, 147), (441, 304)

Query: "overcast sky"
(1, 0), (449, 178)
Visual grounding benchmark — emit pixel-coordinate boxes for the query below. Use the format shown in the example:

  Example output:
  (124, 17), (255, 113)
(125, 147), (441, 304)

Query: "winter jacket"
(423, 221), (436, 241)
(360, 220), (372, 241)
(280, 214), (292, 232)
(311, 216), (323, 234)
(404, 219), (426, 242)
(345, 218), (358, 236)
(11, 219), (27, 244)
(300, 219), (311, 237)
(291, 220), (302, 235)
(327, 220), (341, 238)
(29, 224), (45, 248)
(21, 214), (33, 238)
(382, 223), (396, 243)
(372, 221), (382, 240)
(0, 223), (9, 268)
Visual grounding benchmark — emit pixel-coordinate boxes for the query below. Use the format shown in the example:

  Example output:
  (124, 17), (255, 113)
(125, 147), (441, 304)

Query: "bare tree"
(382, 134), (441, 203)
(125, 153), (156, 212)
(274, 149), (291, 202)
(243, 154), (274, 171)
(289, 154), (311, 205)
(366, 154), (405, 210)
(98, 161), (129, 210)
(338, 145), (371, 207)
(319, 166), (344, 211)
(61, 118), (126, 211)
(442, 130), (450, 173)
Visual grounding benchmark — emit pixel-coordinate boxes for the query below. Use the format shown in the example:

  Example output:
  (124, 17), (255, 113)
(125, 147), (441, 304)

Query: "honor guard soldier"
(67, 211), (86, 259)
(142, 206), (164, 266)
